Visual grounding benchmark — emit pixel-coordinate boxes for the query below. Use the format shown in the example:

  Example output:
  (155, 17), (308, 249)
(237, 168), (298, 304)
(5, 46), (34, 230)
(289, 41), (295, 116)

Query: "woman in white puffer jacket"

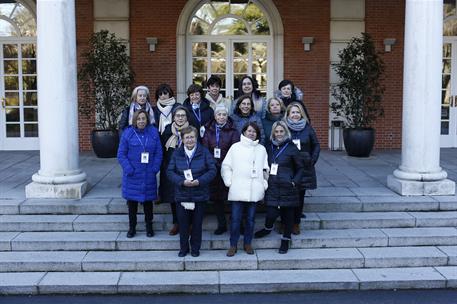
(221, 121), (269, 257)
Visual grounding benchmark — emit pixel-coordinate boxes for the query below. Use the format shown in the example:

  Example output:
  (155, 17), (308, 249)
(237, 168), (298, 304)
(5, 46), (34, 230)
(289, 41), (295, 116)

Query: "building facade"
(0, 0), (454, 197)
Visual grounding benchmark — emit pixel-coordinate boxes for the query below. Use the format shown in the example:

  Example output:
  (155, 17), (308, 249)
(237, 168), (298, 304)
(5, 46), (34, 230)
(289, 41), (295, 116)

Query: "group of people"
(117, 75), (320, 257)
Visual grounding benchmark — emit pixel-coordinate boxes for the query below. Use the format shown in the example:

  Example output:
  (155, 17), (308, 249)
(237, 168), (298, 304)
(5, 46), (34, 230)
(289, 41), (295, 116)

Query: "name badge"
(200, 126), (206, 138)
(251, 168), (258, 178)
(293, 139), (301, 150)
(181, 202), (195, 210)
(184, 169), (193, 181)
(214, 148), (221, 159)
(141, 152), (149, 164)
(270, 163), (278, 175)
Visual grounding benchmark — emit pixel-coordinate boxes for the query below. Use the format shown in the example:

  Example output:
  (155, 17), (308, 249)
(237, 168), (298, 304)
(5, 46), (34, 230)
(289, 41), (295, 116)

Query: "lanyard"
(174, 127), (182, 147)
(271, 142), (289, 164)
(192, 107), (202, 124)
(185, 147), (196, 168)
(133, 129), (148, 152)
(215, 126), (221, 148)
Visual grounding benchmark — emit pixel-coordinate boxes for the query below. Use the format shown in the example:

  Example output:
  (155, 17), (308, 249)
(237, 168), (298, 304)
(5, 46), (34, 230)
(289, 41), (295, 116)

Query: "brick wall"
(366, 0), (405, 149)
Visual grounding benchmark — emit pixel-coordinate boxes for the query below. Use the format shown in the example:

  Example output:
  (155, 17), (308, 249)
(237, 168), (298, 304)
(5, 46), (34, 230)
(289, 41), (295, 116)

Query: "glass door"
(441, 38), (457, 147)
(189, 37), (271, 100)
(0, 40), (38, 150)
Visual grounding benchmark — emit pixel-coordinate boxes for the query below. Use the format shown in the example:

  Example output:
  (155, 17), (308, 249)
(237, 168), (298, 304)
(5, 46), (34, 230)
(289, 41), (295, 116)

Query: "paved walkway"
(1, 149), (456, 200)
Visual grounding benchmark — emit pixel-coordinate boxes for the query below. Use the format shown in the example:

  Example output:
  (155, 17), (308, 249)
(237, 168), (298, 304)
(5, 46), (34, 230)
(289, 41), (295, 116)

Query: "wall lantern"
(146, 37), (158, 52)
(383, 38), (396, 52)
(302, 37), (314, 51)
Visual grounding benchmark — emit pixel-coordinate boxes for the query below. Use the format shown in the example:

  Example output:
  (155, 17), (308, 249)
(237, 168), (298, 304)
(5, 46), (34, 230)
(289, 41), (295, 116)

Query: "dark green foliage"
(78, 30), (134, 130)
(331, 33), (385, 128)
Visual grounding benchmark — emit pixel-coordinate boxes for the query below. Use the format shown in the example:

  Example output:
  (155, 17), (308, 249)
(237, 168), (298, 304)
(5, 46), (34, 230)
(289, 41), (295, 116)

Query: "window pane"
(212, 18), (247, 35)
(192, 58), (207, 73)
(24, 123), (38, 137)
(443, 43), (452, 58)
(443, 74), (451, 89)
(6, 107), (20, 122)
(233, 42), (248, 58)
(252, 42), (267, 58)
(23, 76), (37, 90)
(443, 59), (451, 74)
(4, 60), (18, 74)
(444, 1), (456, 19)
(231, 3), (247, 16)
(441, 121), (450, 135)
(6, 124), (20, 137)
(22, 60), (36, 74)
(212, 2), (230, 16)
(23, 92), (37, 106)
(444, 19), (457, 36)
(192, 42), (207, 57)
(0, 19), (18, 36)
(253, 74), (267, 91)
(190, 17), (209, 35)
(195, 3), (217, 24)
(233, 58), (248, 73)
(211, 42), (226, 58)
(193, 74), (206, 87)
(5, 92), (19, 106)
(24, 108), (37, 122)
(252, 59), (267, 73)
(3, 44), (18, 58)
(442, 106), (450, 120)
(5, 76), (18, 90)
(211, 58), (226, 73)
(22, 44), (36, 58)
(251, 17), (270, 35)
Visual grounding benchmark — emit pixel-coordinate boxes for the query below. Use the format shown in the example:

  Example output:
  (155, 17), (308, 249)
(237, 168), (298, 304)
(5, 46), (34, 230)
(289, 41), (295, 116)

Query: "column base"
(25, 181), (88, 199)
(387, 175), (455, 196)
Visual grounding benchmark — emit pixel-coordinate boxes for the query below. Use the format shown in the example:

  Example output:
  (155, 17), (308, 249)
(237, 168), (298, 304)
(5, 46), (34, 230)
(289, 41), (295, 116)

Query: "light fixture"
(383, 38), (396, 52)
(302, 37), (314, 52)
(146, 37), (158, 52)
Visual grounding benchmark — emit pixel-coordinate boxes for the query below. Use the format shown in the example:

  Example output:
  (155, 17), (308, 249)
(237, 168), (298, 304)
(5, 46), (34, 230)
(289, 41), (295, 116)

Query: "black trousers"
(293, 189), (306, 224)
(127, 200), (153, 228)
(265, 205), (294, 240)
(213, 200), (227, 228)
(176, 201), (206, 253)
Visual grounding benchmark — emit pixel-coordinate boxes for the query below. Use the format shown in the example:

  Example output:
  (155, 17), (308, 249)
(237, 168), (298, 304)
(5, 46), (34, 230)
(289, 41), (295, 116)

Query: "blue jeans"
(230, 201), (256, 247)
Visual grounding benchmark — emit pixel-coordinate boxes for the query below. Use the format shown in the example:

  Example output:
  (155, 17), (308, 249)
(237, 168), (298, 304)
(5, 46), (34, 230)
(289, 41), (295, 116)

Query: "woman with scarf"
(202, 105), (240, 235)
(160, 106), (191, 235)
(235, 75), (266, 118)
(117, 110), (162, 238)
(230, 95), (265, 145)
(254, 120), (304, 254)
(183, 84), (214, 138)
(119, 86), (156, 136)
(284, 102), (320, 235)
(153, 84), (178, 135)
(205, 75), (233, 114)
(274, 80), (311, 123)
(262, 97), (285, 147)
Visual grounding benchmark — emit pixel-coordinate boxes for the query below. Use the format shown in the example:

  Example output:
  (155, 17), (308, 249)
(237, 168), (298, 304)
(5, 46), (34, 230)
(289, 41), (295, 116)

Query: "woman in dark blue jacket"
(117, 110), (163, 238)
(254, 121), (304, 254)
(167, 126), (217, 257)
(182, 84), (214, 138)
(285, 102), (320, 235)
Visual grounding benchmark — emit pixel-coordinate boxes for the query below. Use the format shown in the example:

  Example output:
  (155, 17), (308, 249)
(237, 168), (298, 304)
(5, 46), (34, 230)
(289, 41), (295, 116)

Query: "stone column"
(25, 0), (88, 199)
(387, 0), (455, 195)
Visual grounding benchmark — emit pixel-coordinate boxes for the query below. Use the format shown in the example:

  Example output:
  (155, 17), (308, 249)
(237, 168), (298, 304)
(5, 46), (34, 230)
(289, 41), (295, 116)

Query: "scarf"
(165, 121), (189, 151)
(157, 97), (176, 134)
(286, 117), (307, 132)
(205, 92), (223, 109)
(128, 102), (155, 126)
(271, 137), (289, 147)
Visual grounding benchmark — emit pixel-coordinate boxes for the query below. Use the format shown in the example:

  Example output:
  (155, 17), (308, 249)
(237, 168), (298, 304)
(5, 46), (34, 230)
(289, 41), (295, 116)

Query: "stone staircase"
(0, 196), (457, 294)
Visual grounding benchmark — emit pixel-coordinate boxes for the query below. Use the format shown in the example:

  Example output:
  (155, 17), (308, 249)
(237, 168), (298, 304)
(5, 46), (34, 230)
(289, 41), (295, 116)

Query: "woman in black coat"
(284, 102), (320, 235)
(152, 83), (179, 135)
(262, 97), (285, 147)
(119, 86), (156, 136)
(160, 106), (191, 235)
(254, 121), (304, 254)
(201, 105), (240, 235)
(167, 126), (217, 257)
(182, 84), (214, 138)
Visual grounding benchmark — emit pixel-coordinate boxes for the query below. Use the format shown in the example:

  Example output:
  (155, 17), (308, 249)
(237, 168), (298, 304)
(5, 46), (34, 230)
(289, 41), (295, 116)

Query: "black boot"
(127, 200), (138, 238)
(146, 223), (154, 237)
(279, 239), (289, 254)
(254, 228), (271, 239)
(144, 201), (154, 237)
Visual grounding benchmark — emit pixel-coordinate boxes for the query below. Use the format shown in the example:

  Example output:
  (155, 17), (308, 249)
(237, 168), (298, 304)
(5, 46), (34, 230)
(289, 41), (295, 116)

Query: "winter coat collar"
(240, 134), (259, 147)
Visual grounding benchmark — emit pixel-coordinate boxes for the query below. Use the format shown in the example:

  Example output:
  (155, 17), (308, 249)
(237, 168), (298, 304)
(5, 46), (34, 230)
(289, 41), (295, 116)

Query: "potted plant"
(79, 30), (134, 158)
(331, 32), (385, 157)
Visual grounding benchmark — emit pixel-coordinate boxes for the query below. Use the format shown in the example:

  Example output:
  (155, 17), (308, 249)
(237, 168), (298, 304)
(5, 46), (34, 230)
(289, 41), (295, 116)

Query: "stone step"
(0, 246), (455, 272)
(2, 227), (457, 251)
(1, 211), (457, 232)
(1, 266), (456, 294)
(1, 196), (456, 216)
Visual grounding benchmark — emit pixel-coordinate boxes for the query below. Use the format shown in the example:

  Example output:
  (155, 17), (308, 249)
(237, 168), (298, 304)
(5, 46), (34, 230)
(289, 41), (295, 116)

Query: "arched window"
(0, 1), (36, 37)
(186, 0), (273, 99)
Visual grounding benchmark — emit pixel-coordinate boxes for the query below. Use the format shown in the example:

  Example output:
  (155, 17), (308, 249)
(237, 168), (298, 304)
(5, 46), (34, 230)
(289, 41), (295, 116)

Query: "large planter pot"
(91, 129), (119, 158)
(343, 128), (375, 157)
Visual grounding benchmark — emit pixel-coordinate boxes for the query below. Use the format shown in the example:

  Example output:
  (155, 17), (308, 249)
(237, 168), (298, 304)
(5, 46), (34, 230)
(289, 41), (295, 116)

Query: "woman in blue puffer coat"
(118, 109), (163, 238)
